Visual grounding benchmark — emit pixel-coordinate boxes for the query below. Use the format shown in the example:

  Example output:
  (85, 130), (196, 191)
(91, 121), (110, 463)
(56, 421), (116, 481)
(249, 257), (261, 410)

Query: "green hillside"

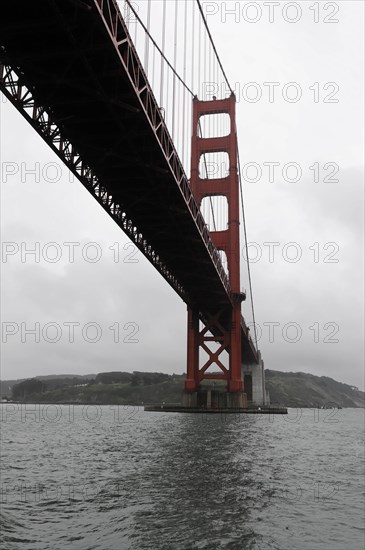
(265, 370), (364, 408)
(1, 370), (364, 408)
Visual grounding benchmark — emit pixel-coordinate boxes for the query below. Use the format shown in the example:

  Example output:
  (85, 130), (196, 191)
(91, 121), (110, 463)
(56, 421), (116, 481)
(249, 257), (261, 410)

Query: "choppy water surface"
(0, 405), (364, 550)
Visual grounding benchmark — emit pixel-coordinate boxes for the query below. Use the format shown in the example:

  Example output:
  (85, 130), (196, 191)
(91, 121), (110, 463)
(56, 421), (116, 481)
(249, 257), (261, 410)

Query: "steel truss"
(0, 0), (231, 305)
(93, 0), (230, 297)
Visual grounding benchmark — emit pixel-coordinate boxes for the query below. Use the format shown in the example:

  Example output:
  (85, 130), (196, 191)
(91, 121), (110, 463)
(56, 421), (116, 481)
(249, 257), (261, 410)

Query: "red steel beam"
(186, 95), (244, 393)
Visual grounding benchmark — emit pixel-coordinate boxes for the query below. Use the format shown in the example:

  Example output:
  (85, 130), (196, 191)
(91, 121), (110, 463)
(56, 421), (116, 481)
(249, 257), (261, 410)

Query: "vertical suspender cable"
(160, 0), (166, 108)
(189, 2), (195, 178)
(236, 132), (258, 348)
(124, 0), (193, 95)
(124, 0), (255, 332)
(151, 31), (156, 91)
(198, 12), (201, 99)
(191, 2), (195, 94)
(124, 0), (129, 31)
(145, 0), (151, 75)
(196, 0), (233, 95)
(182, 0), (188, 170)
(172, 0), (178, 141)
(195, 0), (258, 346)
(203, 15), (207, 99)
(133, 0), (138, 48)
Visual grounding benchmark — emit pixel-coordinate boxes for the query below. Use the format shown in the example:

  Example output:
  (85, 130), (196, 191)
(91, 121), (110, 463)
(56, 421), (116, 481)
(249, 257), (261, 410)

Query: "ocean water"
(0, 405), (364, 550)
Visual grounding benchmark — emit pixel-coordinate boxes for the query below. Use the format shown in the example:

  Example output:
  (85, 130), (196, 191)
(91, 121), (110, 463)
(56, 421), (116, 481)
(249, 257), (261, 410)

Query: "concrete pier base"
(226, 391), (247, 409)
(145, 402), (287, 414)
(182, 391), (197, 408)
(144, 351), (283, 413)
(182, 388), (247, 410)
(242, 351), (269, 406)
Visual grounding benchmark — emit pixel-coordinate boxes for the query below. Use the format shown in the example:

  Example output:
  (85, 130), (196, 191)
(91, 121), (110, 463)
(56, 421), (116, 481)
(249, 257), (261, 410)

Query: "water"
(0, 405), (364, 550)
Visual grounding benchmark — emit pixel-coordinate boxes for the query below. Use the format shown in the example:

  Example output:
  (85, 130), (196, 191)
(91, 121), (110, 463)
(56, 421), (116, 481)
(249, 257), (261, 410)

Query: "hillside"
(265, 370), (364, 408)
(0, 374), (95, 398)
(1, 370), (364, 408)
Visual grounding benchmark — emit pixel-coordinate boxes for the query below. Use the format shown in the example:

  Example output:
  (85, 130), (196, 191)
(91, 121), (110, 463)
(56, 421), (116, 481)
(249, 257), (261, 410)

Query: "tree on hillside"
(95, 372), (133, 385)
(12, 378), (46, 400)
(131, 373), (142, 386)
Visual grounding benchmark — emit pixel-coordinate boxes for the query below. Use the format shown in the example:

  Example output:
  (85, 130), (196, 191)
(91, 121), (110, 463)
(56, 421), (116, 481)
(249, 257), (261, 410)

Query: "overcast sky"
(1, 0), (364, 390)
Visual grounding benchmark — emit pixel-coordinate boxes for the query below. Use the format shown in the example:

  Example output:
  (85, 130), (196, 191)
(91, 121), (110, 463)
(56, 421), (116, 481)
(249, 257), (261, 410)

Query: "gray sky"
(1, 0), (364, 390)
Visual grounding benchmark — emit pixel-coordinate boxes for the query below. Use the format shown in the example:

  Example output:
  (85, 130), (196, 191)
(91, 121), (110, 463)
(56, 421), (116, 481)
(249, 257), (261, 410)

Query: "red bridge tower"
(184, 94), (246, 408)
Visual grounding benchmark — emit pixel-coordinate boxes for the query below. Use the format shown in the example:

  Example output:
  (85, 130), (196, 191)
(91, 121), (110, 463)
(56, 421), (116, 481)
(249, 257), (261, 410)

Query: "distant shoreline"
(2, 402), (360, 409)
(2, 370), (364, 409)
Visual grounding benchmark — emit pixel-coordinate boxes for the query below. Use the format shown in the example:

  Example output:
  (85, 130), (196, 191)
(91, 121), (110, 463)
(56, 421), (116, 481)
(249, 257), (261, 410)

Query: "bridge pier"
(242, 352), (270, 406)
(182, 387), (247, 409)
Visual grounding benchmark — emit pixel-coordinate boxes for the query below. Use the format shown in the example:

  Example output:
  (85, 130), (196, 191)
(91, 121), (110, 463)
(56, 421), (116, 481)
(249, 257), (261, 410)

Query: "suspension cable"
(160, 0), (166, 107)
(196, 0), (257, 342)
(124, 0), (255, 340)
(236, 128), (258, 348)
(196, 0), (234, 95)
(124, 0), (194, 98)
(196, 0), (258, 345)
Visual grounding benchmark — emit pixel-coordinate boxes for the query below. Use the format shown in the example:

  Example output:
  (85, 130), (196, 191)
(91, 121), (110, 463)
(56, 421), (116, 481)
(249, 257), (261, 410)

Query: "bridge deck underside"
(0, 0), (258, 364)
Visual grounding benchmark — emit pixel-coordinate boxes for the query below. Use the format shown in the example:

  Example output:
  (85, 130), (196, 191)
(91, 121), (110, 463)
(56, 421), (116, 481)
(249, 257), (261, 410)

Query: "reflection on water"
(0, 406), (364, 550)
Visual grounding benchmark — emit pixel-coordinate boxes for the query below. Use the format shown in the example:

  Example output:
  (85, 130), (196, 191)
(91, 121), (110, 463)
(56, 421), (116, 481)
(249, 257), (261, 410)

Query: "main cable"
(196, 0), (234, 95)
(125, 0), (194, 97)
(236, 127), (258, 349)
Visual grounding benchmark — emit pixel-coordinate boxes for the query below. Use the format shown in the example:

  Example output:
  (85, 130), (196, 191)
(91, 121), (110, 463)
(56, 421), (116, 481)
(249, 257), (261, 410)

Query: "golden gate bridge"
(0, 0), (274, 410)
